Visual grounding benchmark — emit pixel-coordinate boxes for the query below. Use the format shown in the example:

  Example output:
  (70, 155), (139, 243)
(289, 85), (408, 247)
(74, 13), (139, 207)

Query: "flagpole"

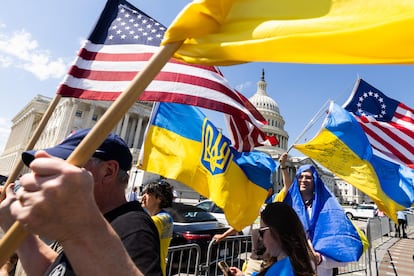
(0, 41), (183, 266)
(0, 95), (62, 202)
(287, 99), (331, 153)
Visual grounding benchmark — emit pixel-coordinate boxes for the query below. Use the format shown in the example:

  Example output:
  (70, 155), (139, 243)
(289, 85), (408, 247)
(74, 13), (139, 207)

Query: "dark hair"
(142, 181), (173, 208)
(259, 202), (316, 276)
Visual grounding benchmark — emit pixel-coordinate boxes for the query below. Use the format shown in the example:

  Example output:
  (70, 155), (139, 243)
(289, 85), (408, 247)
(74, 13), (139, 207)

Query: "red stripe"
(68, 66), (137, 81)
(57, 85), (121, 101)
(372, 122), (414, 155)
(357, 118), (414, 166)
(66, 69), (250, 111)
(387, 120), (414, 138)
(78, 47), (218, 73)
(394, 110), (414, 126)
(140, 92), (259, 124)
(234, 90), (266, 123)
(79, 48), (154, 61)
(59, 45), (269, 151)
(360, 124), (409, 164)
(398, 102), (414, 115)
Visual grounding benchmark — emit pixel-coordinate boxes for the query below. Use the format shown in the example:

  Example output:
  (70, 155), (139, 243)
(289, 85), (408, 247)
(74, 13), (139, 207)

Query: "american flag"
(343, 78), (414, 168)
(57, 0), (277, 151)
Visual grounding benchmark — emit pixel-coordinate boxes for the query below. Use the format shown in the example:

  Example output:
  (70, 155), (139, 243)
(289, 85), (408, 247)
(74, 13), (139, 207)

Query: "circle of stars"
(356, 90), (387, 119)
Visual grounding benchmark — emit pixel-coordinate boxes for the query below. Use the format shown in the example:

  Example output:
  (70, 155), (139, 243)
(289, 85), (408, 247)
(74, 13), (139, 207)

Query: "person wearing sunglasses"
(229, 202), (316, 276)
(275, 157), (366, 276)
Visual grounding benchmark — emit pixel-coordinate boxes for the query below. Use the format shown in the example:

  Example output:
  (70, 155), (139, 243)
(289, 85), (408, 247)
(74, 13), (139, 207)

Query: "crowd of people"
(0, 128), (382, 276)
(0, 129), (174, 276)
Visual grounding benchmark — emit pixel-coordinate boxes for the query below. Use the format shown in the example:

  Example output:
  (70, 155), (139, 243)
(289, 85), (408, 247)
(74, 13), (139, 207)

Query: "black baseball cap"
(22, 128), (132, 171)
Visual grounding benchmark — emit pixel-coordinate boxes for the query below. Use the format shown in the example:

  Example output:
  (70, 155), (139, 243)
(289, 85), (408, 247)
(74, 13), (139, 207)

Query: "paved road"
(376, 235), (414, 276)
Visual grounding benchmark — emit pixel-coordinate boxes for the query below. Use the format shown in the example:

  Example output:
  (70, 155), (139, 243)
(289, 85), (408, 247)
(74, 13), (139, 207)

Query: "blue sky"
(1, 0), (414, 157)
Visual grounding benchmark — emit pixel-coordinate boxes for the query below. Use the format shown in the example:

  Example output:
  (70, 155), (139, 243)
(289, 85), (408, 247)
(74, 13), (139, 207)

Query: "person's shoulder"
(106, 202), (155, 228)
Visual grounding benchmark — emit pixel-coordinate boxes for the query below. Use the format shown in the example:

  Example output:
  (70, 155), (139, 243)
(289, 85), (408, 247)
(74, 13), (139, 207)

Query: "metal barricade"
(337, 249), (369, 275)
(167, 243), (202, 276)
(202, 235), (252, 276)
(167, 214), (414, 276)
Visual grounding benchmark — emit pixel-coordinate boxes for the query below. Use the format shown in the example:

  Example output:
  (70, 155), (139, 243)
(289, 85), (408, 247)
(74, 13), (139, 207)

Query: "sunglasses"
(258, 226), (269, 238)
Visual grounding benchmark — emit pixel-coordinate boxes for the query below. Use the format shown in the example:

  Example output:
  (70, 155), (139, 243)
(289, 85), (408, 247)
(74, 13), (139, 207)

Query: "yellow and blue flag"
(139, 102), (277, 230)
(294, 102), (414, 222)
(163, 0), (414, 65)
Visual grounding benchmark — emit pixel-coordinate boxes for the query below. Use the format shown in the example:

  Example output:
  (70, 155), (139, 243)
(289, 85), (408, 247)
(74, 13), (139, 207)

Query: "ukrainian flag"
(283, 164), (367, 262)
(140, 102), (276, 230)
(294, 102), (414, 222)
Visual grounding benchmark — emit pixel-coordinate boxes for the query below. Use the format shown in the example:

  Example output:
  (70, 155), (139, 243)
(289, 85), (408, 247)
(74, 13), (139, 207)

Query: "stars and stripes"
(57, 0), (277, 151)
(343, 78), (414, 168)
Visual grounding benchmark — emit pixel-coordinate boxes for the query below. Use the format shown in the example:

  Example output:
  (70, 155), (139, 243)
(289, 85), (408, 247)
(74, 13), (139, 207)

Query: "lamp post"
(128, 169), (139, 195)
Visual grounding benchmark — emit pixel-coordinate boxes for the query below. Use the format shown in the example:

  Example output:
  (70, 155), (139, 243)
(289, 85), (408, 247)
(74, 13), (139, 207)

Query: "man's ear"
(102, 160), (119, 180)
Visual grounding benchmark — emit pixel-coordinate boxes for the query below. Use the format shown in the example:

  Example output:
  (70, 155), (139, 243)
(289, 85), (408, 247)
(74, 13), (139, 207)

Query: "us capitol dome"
(249, 69), (289, 158)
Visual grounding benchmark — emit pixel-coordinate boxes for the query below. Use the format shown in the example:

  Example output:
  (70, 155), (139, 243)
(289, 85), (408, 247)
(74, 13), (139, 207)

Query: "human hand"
(213, 233), (224, 243)
(10, 151), (102, 243)
(0, 183), (18, 230)
(229, 267), (243, 276)
(278, 152), (288, 167)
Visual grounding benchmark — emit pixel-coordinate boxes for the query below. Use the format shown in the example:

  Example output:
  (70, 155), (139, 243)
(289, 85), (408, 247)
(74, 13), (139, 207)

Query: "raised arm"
(213, 227), (239, 243)
(279, 152), (292, 191)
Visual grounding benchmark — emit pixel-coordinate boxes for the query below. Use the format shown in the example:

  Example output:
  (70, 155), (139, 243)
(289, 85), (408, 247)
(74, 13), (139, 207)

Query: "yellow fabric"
(142, 124), (270, 231)
(152, 213), (173, 276)
(294, 128), (405, 222)
(273, 188), (287, 202)
(163, 0), (414, 65)
(352, 220), (370, 253)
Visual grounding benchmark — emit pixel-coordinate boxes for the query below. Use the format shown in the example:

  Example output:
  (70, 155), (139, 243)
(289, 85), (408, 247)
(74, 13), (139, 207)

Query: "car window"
(166, 203), (217, 223)
(182, 211), (216, 223)
(196, 202), (211, 211)
(211, 204), (224, 214)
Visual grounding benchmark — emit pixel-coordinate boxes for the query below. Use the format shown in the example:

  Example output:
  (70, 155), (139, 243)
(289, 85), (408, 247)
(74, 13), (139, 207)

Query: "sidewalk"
(375, 231), (414, 276)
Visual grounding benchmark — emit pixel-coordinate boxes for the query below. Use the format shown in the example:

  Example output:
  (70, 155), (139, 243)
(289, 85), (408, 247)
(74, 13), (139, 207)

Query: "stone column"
(127, 117), (138, 147)
(133, 116), (143, 149)
(120, 113), (130, 140)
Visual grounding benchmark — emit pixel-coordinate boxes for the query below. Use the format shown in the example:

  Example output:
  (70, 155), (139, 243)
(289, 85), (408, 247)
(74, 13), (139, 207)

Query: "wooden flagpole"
(0, 95), (62, 202)
(0, 41), (183, 266)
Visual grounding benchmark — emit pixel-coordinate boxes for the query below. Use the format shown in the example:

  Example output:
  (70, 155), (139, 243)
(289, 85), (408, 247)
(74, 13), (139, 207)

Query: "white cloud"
(0, 29), (67, 80)
(0, 55), (12, 68)
(235, 81), (252, 93)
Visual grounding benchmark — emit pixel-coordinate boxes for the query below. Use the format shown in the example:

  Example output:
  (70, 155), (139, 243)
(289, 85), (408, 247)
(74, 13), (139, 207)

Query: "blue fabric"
(252, 257), (294, 276)
(284, 165), (363, 262)
(344, 78), (399, 122)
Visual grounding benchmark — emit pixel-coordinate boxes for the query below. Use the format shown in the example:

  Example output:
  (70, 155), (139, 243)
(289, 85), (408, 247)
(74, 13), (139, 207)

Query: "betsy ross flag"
(56, 0), (276, 151)
(294, 102), (414, 222)
(343, 78), (414, 168)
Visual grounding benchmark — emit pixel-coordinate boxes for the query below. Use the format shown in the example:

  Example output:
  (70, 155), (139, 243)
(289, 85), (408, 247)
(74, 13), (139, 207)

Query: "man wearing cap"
(0, 128), (161, 275)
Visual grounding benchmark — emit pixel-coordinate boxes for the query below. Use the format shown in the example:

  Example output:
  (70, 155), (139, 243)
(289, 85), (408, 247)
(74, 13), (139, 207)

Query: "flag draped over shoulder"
(162, 0), (414, 65)
(56, 0), (276, 151)
(283, 165), (366, 262)
(294, 102), (414, 222)
(343, 78), (414, 168)
(139, 102), (277, 230)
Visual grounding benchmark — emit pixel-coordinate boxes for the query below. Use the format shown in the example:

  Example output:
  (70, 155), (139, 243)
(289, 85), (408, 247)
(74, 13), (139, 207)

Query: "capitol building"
(0, 71), (369, 204)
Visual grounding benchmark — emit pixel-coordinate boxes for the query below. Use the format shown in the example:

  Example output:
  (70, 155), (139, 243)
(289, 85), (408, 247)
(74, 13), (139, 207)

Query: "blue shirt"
(252, 257), (294, 276)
